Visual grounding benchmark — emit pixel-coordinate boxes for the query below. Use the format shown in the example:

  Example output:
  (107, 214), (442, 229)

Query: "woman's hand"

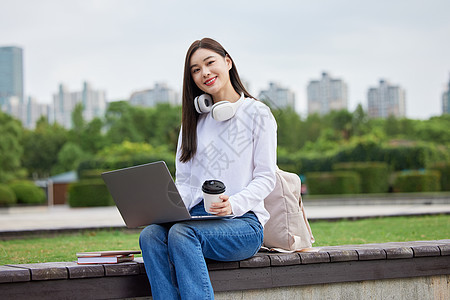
(209, 195), (233, 216)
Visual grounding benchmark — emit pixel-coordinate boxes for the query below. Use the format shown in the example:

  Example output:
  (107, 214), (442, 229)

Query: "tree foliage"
(1, 98), (447, 183)
(0, 111), (25, 183)
(53, 142), (90, 175)
(104, 101), (181, 151)
(22, 117), (68, 178)
(105, 101), (144, 144)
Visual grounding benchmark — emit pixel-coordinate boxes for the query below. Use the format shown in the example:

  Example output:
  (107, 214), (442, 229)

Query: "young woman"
(139, 38), (277, 299)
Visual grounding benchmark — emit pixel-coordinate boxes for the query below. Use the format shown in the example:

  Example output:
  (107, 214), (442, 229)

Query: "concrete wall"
(215, 275), (449, 300)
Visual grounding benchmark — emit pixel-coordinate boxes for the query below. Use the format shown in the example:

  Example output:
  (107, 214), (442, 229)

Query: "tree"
(104, 102), (181, 152)
(147, 103), (181, 151)
(352, 104), (369, 136)
(303, 113), (325, 144)
(414, 115), (450, 144)
(81, 117), (106, 154)
(384, 115), (400, 137)
(273, 107), (303, 152)
(69, 103), (106, 154)
(71, 103), (86, 143)
(105, 101), (143, 144)
(52, 142), (90, 174)
(329, 109), (353, 140)
(22, 117), (68, 178)
(0, 111), (25, 182)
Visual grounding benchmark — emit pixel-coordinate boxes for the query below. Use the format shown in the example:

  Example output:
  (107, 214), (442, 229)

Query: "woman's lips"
(204, 77), (217, 86)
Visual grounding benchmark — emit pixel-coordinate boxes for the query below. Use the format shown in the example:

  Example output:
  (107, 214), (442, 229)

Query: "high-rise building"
(51, 81), (106, 129)
(442, 74), (450, 115)
(2, 96), (26, 124)
(2, 95), (50, 129)
(258, 82), (295, 109)
(0, 46), (24, 109)
(27, 96), (49, 129)
(307, 72), (348, 115)
(129, 82), (180, 107)
(367, 79), (406, 118)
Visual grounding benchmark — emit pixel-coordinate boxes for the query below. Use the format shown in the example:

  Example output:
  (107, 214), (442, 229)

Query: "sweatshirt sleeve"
(228, 104), (277, 216)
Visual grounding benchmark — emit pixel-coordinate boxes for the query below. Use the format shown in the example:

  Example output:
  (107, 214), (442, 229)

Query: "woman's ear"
(225, 54), (233, 71)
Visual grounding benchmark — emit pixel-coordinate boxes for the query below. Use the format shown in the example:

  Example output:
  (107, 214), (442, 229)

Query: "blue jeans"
(139, 201), (263, 300)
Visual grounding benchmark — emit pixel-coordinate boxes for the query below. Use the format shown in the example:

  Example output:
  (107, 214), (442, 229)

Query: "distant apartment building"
(307, 72), (348, 115)
(0, 46), (24, 109)
(442, 74), (450, 114)
(2, 96), (25, 123)
(2, 95), (48, 129)
(51, 81), (106, 129)
(258, 82), (295, 109)
(367, 79), (406, 118)
(27, 96), (49, 128)
(129, 82), (179, 107)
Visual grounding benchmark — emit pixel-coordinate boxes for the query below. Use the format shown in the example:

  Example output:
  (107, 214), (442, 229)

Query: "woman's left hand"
(209, 195), (233, 216)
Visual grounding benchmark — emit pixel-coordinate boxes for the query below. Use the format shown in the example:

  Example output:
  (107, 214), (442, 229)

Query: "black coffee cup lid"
(202, 180), (226, 194)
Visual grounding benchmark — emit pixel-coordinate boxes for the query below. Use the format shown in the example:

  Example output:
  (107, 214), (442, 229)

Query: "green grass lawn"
(0, 214), (448, 265)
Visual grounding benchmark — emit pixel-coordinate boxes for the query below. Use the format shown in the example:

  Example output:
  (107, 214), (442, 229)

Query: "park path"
(1, 199), (449, 233)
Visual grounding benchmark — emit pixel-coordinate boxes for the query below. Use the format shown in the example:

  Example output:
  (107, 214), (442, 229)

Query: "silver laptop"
(101, 161), (232, 228)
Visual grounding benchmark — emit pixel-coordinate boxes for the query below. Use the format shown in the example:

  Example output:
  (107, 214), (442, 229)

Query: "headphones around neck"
(194, 93), (244, 122)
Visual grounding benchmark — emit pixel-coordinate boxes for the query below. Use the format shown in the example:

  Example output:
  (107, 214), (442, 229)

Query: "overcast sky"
(1, 0), (449, 119)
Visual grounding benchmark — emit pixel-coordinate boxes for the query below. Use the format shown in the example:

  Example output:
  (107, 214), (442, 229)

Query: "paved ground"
(1, 199), (449, 233)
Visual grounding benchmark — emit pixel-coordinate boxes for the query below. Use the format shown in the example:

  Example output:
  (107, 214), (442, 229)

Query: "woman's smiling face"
(189, 48), (233, 100)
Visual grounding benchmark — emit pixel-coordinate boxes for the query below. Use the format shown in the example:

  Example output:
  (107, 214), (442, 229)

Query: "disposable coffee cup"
(202, 180), (226, 214)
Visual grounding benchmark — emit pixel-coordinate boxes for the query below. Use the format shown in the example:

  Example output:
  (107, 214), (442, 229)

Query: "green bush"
(429, 162), (450, 191)
(68, 179), (113, 207)
(277, 151), (301, 174)
(297, 153), (335, 172)
(380, 143), (448, 171)
(334, 140), (382, 164)
(298, 140), (448, 173)
(333, 162), (390, 193)
(0, 184), (17, 206)
(393, 170), (441, 193)
(305, 171), (361, 195)
(9, 181), (46, 205)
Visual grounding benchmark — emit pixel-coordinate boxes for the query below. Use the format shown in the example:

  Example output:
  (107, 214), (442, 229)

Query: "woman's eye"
(192, 68), (200, 74)
(207, 60), (215, 65)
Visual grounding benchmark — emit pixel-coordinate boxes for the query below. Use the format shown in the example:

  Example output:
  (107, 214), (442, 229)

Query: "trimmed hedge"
(429, 162), (450, 191)
(277, 154), (300, 174)
(0, 184), (17, 206)
(334, 140), (382, 165)
(305, 171), (361, 195)
(9, 181), (46, 205)
(333, 162), (390, 193)
(297, 153), (334, 173)
(287, 141), (448, 175)
(68, 179), (114, 207)
(393, 170), (441, 193)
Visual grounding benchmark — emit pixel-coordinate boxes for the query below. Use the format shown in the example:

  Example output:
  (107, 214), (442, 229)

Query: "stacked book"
(76, 250), (141, 265)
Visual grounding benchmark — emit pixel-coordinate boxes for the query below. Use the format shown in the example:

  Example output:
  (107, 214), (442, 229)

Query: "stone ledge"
(0, 240), (449, 299)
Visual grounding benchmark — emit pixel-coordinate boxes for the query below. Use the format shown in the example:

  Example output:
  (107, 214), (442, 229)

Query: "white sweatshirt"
(175, 96), (277, 226)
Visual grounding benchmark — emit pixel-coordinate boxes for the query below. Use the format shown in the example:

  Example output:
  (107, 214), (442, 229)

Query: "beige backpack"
(262, 168), (315, 252)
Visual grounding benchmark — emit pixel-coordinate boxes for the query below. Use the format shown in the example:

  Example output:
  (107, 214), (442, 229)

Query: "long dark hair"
(179, 38), (253, 163)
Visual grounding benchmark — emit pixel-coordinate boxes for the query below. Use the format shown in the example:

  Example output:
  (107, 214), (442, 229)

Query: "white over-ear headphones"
(194, 93), (244, 122)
